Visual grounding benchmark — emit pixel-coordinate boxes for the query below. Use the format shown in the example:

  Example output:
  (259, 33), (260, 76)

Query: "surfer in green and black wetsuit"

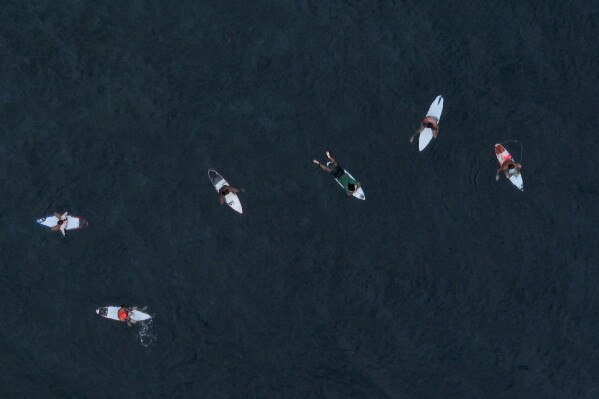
(313, 150), (361, 195)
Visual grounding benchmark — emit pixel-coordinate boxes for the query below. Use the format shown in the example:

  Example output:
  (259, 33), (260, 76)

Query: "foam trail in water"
(137, 319), (157, 347)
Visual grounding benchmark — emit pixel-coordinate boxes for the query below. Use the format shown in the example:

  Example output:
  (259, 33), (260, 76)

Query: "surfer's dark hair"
(348, 183), (356, 191)
(57, 220), (64, 225)
(508, 164), (515, 169)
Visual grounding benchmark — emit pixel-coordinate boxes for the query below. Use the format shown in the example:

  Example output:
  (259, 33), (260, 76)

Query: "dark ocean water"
(1, 1), (598, 398)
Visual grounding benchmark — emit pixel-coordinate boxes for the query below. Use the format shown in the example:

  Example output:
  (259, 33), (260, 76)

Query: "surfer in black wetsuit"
(313, 150), (361, 195)
(218, 185), (244, 205)
(313, 150), (344, 178)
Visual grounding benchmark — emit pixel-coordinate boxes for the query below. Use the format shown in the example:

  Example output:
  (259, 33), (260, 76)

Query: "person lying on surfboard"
(410, 116), (440, 142)
(496, 160), (522, 181)
(51, 212), (69, 236)
(118, 306), (132, 323)
(313, 150), (361, 195)
(218, 185), (244, 205)
(118, 306), (140, 325)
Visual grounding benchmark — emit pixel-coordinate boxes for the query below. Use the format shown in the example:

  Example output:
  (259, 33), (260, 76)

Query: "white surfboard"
(36, 214), (89, 230)
(418, 95), (444, 151)
(96, 307), (152, 322)
(208, 169), (243, 214)
(327, 162), (365, 200)
(508, 173), (524, 190)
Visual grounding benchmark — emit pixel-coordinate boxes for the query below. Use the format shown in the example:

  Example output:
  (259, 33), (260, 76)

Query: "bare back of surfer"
(496, 161), (522, 181)
(218, 185), (244, 205)
(313, 150), (361, 195)
(410, 116), (440, 142)
(51, 212), (69, 236)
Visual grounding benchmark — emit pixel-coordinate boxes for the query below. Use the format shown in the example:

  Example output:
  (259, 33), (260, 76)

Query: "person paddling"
(218, 185), (244, 205)
(118, 306), (136, 325)
(313, 150), (361, 196)
(496, 160), (522, 181)
(410, 116), (440, 142)
(51, 212), (69, 237)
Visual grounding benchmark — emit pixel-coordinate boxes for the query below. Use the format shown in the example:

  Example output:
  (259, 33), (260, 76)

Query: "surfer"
(118, 306), (136, 325)
(51, 212), (69, 236)
(496, 161), (522, 181)
(410, 116), (440, 142)
(313, 150), (361, 195)
(218, 185), (244, 205)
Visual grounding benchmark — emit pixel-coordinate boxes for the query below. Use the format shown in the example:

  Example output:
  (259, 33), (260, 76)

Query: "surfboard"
(96, 307), (152, 322)
(418, 95), (444, 151)
(36, 214), (89, 230)
(208, 169), (243, 214)
(495, 144), (523, 191)
(327, 162), (365, 200)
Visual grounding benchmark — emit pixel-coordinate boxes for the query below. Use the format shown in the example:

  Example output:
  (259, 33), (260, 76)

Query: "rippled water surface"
(1, 1), (598, 398)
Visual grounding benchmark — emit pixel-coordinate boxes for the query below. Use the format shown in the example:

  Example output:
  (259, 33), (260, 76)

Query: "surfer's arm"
(313, 160), (332, 172)
(228, 187), (243, 194)
(219, 195), (225, 205)
(410, 128), (422, 142)
(433, 127), (439, 138)
(495, 168), (502, 180)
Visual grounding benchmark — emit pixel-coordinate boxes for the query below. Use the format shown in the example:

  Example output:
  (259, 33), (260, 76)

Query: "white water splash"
(136, 318), (157, 347)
